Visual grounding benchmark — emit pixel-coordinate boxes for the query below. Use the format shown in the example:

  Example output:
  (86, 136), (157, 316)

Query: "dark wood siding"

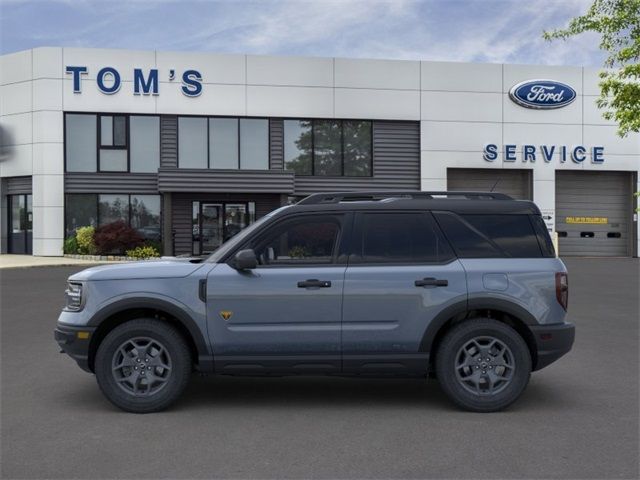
(171, 193), (283, 255)
(157, 168), (294, 194)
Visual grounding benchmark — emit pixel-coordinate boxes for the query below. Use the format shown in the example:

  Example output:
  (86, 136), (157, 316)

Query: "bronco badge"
(219, 310), (233, 321)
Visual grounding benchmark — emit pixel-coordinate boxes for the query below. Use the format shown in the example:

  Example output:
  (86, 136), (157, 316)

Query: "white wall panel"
(421, 121), (501, 151)
(503, 64), (583, 94)
(157, 83), (245, 116)
(504, 93), (582, 124)
(584, 96), (617, 126)
(421, 91), (501, 122)
(335, 58), (419, 90)
(33, 79), (62, 111)
(33, 47), (63, 80)
(63, 79), (157, 113)
(421, 61), (501, 92)
(157, 51), (245, 85)
(1, 81), (32, 115)
(0, 112), (32, 146)
(0, 50), (32, 85)
(32, 174), (63, 207)
(584, 125), (640, 156)
(248, 86), (333, 118)
(583, 67), (606, 96)
(247, 55), (333, 87)
(503, 123), (582, 148)
(32, 237), (64, 256)
(33, 143), (64, 176)
(63, 48), (156, 81)
(32, 205), (64, 240)
(0, 144), (32, 176)
(33, 111), (63, 144)
(335, 88), (419, 120)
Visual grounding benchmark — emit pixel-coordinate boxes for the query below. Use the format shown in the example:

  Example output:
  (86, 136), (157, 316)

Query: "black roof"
(285, 191), (541, 215)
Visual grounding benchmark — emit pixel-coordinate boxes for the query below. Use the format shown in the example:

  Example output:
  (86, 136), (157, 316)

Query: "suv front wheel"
(435, 318), (531, 412)
(95, 319), (192, 413)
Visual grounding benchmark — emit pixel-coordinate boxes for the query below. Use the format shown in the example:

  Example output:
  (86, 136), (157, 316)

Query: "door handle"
(415, 277), (448, 287)
(297, 279), (332, 288)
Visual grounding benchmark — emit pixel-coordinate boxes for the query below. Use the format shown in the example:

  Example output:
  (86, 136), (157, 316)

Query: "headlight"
(64, 282), (84, 311)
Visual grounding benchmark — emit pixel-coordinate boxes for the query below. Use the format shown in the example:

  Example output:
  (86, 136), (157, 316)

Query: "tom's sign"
(509, 79), (576, 109)
(65, 66), (203, 97)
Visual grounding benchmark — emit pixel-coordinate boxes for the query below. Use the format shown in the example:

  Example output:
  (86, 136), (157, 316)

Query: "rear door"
(341, 211), (467, 374)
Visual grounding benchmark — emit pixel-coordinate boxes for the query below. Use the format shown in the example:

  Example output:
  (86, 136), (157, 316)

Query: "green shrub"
(76, 226), (96, 255)
(126, 245), (160, 259)
(63, 236), (79, 254)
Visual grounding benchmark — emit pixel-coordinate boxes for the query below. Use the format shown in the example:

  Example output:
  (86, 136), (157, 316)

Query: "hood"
(69, 259), (207, 281)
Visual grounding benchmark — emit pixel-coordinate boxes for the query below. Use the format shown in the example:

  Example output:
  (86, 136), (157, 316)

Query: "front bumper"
(54, 324), (96, 373)
(530, 322), (575, 371)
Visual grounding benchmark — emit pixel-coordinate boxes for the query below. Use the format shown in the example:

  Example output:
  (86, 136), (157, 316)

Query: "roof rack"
(297, 191), (513, 205)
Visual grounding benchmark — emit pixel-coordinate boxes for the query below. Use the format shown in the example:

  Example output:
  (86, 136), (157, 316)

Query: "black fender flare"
(87, 297), (213, 371)
(419, 297), (537, 354)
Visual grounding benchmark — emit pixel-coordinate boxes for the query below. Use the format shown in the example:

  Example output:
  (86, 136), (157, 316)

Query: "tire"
(435, 318), (531, 412)
(95, 318), (192, 413)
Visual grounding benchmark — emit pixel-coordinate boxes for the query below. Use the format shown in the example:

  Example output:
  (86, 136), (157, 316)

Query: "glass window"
(131, 195), (161, 241)
(178, 117), (208, 168)
(98, 195), (129, 226)
(284, 120), (312, 175)
(210, 118), (238, 169)
(99, 149), (127, 172)
(254, 215), (341, 265)
(65, 194), (97, 237)
(313, 120), (342, 176)
(434, 212), (501, 258)
(461, 214), (543, 258)
(240, 119), (268, 170)
(65, 114), (97, 172)
(10, 195), (25, 233)
(530, 215), (556, 258)
(100, 116), (113, 146)
(130, 116), (160, 172)
(357, 213), (454, 263)
(113, 116), (126, 146)
(192, 202), (201, 255)
(343, 121), (372, 176)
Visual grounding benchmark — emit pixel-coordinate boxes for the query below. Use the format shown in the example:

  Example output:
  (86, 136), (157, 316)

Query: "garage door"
(447, 168), (532, 200)
(556, 171), (634, 257)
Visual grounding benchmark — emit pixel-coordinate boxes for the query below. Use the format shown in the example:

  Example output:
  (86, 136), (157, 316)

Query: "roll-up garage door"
(447, 168), (532, 200)
(555, 171), (634, 257)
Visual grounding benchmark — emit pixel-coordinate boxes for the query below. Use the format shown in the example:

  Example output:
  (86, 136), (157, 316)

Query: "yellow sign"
(565, 216), (608, 224)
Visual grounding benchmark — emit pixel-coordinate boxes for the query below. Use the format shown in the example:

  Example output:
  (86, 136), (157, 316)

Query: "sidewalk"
(0, 254), (111, 269)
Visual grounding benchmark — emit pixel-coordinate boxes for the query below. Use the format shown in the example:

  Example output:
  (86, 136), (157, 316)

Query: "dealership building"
(1, 47), (638, 257)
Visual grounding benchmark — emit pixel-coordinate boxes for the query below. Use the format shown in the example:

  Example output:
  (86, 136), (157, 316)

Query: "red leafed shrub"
(94, 221), (144, 255)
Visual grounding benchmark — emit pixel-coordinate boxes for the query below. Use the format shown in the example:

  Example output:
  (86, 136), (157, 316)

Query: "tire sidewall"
(436, 319), (531, 412)
(95, 319), (191, 413)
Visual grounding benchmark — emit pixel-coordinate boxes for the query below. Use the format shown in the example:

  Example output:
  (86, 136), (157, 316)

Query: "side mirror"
(233, 249), (257, 270)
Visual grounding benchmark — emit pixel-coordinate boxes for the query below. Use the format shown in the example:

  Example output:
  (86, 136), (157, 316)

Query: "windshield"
(205, 205), (292, 263)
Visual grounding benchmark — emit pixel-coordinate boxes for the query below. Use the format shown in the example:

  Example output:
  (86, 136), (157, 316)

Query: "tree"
(543, 0), (640, 137)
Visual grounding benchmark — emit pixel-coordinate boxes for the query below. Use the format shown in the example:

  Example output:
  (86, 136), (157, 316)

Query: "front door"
(341, 211), (467, 373)
(200, 203), (223, 254)
(8, 194), (32, 254)
(206, 213), (349, 374)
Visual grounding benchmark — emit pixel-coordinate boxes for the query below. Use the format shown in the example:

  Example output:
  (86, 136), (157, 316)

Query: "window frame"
(227, 212), (352, 268)
(283, 118), (373, 177)
(177, 115), (271, 170)
(348, 210), (456, 266)
(64, 112), (161, 174)
(97, 114), (129, 172)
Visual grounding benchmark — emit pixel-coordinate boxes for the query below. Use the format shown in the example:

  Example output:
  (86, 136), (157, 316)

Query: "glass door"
(201, 203), (223, 254)
(8, 194), (32, 254)
(223, 204), (248, 242)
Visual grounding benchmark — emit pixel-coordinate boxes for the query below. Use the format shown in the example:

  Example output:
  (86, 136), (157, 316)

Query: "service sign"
(509, 79), (577, 109)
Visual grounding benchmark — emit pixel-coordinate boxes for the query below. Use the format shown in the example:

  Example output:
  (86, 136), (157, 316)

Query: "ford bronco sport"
(55, 191), (575, 413)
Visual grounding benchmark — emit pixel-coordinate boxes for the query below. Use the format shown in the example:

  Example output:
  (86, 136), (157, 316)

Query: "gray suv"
(55, 191), (575, 413)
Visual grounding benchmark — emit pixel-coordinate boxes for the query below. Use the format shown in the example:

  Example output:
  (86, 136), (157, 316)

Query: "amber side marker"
(76, 331), (90, 340)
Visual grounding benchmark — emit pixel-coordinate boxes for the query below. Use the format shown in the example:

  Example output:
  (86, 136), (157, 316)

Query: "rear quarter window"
(434, 212), (544, 258)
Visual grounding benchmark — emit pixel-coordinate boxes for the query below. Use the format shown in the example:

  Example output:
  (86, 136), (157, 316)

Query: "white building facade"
(1, 47), (638, 257)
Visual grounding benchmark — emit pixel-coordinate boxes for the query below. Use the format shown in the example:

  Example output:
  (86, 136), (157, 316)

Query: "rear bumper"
(54, 324), (96, 373)
(530, 322), (575, 371)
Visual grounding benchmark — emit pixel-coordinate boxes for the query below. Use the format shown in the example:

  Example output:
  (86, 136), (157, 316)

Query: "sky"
(0, 0), (606, 66)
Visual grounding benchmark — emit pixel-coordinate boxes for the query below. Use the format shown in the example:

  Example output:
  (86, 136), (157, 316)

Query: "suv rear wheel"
(435, 318), (531, 412)
(95, 319), (192, 413)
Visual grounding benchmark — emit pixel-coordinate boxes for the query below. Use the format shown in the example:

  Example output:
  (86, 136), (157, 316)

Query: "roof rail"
(297, 191), (513, 205)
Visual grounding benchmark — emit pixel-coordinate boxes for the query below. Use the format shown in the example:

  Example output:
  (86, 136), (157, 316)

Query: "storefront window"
(191, 201), (257, 255)
(284, 120), (312, 175)
(131, 195), (161, 241)
(343, 121), (372, 176)
(65, 194), (97, 237)
(210, 118), (239, 169)
(313, 120), (342, 176)
(98, 195), (129, 226)
(130, 116), (160, 172)
(178, 117), (208, 168)
(65, 114), (97, 172)
(240, 119), (268, 170)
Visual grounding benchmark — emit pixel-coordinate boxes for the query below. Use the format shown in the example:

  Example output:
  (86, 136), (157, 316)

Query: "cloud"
(0, 0), (606, 66)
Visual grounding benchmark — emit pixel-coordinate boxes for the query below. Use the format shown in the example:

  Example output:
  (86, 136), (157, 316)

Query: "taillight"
(555, 272), (568, 311)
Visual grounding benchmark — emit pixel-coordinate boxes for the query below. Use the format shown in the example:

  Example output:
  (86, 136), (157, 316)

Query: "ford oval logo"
(509, 79), (577, 109)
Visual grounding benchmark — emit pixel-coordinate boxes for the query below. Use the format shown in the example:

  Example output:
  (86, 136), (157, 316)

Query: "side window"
(252, 215), (342, 266)
(355, 212), (454, 264)
(530, 215), (556, 258)
(433, 212), (502, 258)
(461, 214), (543, 258)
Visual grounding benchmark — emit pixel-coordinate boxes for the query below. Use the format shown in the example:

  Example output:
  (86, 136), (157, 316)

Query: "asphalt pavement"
(1, 258), (638, 479)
